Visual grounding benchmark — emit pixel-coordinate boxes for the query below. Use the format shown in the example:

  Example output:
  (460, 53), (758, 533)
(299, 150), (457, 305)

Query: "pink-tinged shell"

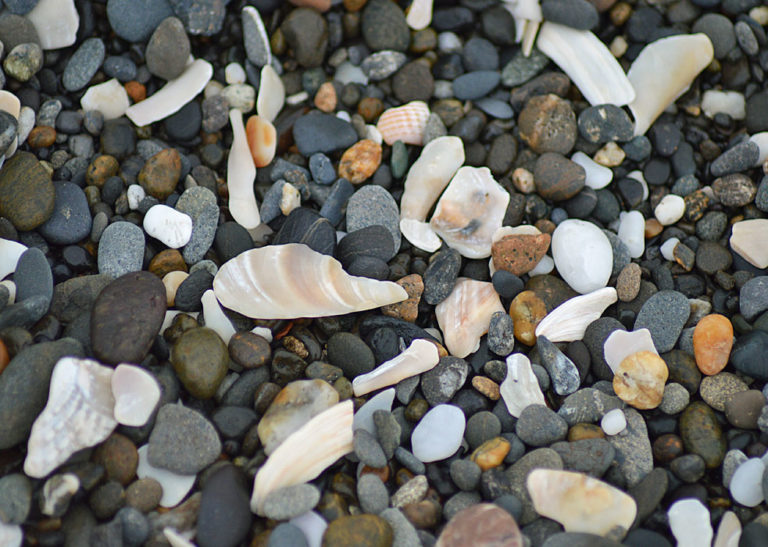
(377, 101), (430, 146)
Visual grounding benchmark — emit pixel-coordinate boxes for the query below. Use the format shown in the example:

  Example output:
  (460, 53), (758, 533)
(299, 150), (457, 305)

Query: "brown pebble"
(253, 382), (282, 414)
(343, 0), (367, 11)
(138, 148), (181, 199)
(289, 0), (331, 11)
(568, 423), (605, 441)
(360, 464), (390, 483)
(683, 189), (710, 222)
(314, 81), (338, 113)
(652, 433), (684, 463)
(125, 81), (146, 102)
(613, 351), (668, 409)
(437, 503), (523, 547)
(616, 263), (641, 302)
(381, 274), (423, 322)
(470, 437), (510, 470)
(321, 514), (393, 547)
(471, 376), (500, 401)
(492, 233), (551, 276)
(518, 94), (577, 155)
(509, 290), (547, 345)
(338, 139), (382, 184)
(672, 242), (695, 271)
(725, 389), (765, 429)
(229, 331), (272, 368)
(148, 249), (187, 278)
(512, 167), (536, 194)
(712, 174), (756, 207)
(693, 314), (733, 376)
(357, 96), (384, 123)
(125, 478), (163, 512)
(85, 155), (120, 188)
(0, 339), (9, 374)
(92, 433), (138, 486)
(533, 152), (586, 201)
(401, 499), (441, 529)
(27, 126), (56, 148)
(610, 2), (632, 25)
(645, 218), (664, 238)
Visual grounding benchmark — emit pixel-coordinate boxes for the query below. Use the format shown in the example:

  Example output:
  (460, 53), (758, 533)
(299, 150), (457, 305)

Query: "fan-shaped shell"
(377, 101), (430, 146)
(213, 243), (408, 319)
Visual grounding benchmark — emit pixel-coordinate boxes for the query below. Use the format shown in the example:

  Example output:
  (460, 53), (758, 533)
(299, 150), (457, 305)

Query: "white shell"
(80, 78), (130, 120)
(137, 445), (196, 508)
(399, 219), (442, 254)
(430, 166), (510, 259)
(0, 238), (27, 281)
(126, 59), (213, 127)
(213, 243), (408, 320)
(377, 101), (430, 146)
(24, 357), (117, 478)
(201, 289), (236, 344)
(702, 90), (745, 120)
(256, 65), (284, 123)
(749, 133), (768, 166)
(163, 527), (197, 547)
(571, 151), (613, 190)
(730, 219), (768, 269)
(251, 401), (354, 515)
(668, 499), (713, 547)
(535, 287), (618, 343)
(603, 328), (658, 374)
(406, 0), (433, 30)
(227, 108), (261, 229)
(436, 278), (505, 358)
(536, 22), (635, 107)
(111, 364), (161, 427)
(26, 0), (79, 50)
(352, 339), (439, 397)
(627, 34), (714, 136)
(500, 353), (546, 418)
(713, 511), (741, 547)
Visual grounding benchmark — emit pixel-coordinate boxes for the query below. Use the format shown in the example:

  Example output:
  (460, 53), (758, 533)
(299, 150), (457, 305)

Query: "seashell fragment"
(213, 243), (408, 320)
(227, 108), (261, 229)
(406, 0), (433, 31)
(749, 133), (768, 166)
(603, 328), (658, 373)
(136, 445), (196, 508)
(201, 289), (236, 344)
(527, 469), (636, 538)
(436, 278), (505, 358)
(730, 219), (768, 269)
(111, 364), (161, 427)
(256, 65), (284, 123)
(702, 90), (745, 120)
(353, 388), (395, 434)
(500, 353), (546, 418)
(536, 22), (635, 107)
(163, 528), (196, 547)
(377, 101), (430, 146)
(0, 238), (27, 281)
(25, 357), (117, 478)
(627, 34), (714, 136)
(125, 59), (213, 127)
(571, 151), (612, 190)
(80, 78), (130, 120)
(535, 287), (617, 343)
(353, 339), (439, 396)
(251, 401), (354, 515)
(26, 0), (79, 50)
(713, 511), (741, 547)
(503, 0), (542, 56)
(430, 167), (510, 259)
(399, 219), (442, 254)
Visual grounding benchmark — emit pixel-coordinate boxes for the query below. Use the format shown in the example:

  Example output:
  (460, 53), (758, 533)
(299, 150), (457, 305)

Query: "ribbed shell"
(377, 101), (430, 146)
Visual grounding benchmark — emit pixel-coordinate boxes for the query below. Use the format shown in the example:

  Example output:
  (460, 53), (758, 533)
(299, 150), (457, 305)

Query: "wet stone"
(634, 291), (690, 353)
(0, 152), (54, 231)
(519, 94), (577, 155)
(147, 404), (222, 474)
(680, 401), (726, 469)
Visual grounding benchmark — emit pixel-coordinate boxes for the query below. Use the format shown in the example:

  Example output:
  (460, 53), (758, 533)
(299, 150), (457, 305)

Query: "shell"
(668, 499), (713, 547)
(111, 364), (161, 427)
(256, 64), (284, 123)
(136, 445), (195, 508)
(500, 353), (546, 418)
(0, 238), (27, 281)
(352, 339), (440, 397)
(213, 243), (408, 319)
(125, 59), (213, 127)
(24, 357), (117, 478)
(80, 78), (130, 120)
(399, 219), (442, 254)
(603, 328), (658, 374)
(227, 108), (261, 229)
(377, 101), (430, 146)
(730, 219), (768, 269)
(436, 278), (505, 358)
(503, 0), (542, 56)
(41, 473), (79, 516)
(527, 469), (637, 538)
(201, 289), (236, 344)
(406, 0), (433, 30)
(251, 401), (354, 515)
(27, 0), (78, 50)
(535, 287), (617, 343)
(246, 114), (277, 168)
(713, 511), (741, 547)
(163, 528), (197, 547)
(353, 388), (395, 434)
(430, 166), (510, 259)
(536, 22), (635, 107)
(749, 133), (768, 166)
(627, 34), (714, 136)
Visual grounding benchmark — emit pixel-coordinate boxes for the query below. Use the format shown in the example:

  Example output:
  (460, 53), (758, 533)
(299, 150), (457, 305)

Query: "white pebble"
(365, 125), (383, 145)
(334, 61), (369, 85)
(528, 254), (554, 277)
(702, 90), (745, 120)
(552, 219), (613, 294)
(749, 132), (768, 167)
(136, 445), (195, 508)
(617, 210), (645, 259)
(204, 80), (224, 98)
(571, 151), (612, 190)
(251, 326), (273, 343)
(290, 511), (327, 547)
(336, 111), (351, 122)
(286, 91), (309, 105)
(225, 62), (247, 85)
(660, 237), (680, 262)
(142, 204), (193, 249)
(438, 32), (462, 53)
(668, 498), (712, 547)
(80, 78), (130, 120)
(280, 183), (301, 216)
(433, 80), (454, 99)
(411, 404), (465, 462)
(729, 458), (765, 507)
(600, 409), (627, 435)
(654, 194), (685, 226)
(0, 521), (22, 547)
(127, 184), (146, 210)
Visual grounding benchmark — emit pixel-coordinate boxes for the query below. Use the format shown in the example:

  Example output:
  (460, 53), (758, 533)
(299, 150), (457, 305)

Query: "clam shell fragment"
(251, 401), (354, 515)
(213, 243), (408, 319)
(256, 64), (284, 123)
(25, 357), (117, 478)
(0, 238), (27, 281)
(535, 287), (617, 343)
(227, 108), (261, 229)
(603, 328), (658, 374)
(353, 339), (440, 397)
(111, 364), (161, 427)
(377, 101), (430, 146)
(500, 353), (546, 418)
(729, 219), (768, 269)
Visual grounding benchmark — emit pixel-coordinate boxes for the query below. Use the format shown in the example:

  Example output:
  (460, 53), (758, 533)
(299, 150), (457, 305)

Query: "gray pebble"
(97, 221), (145, 278)
(395, 447), (426, 475)
(62, 38), (105, 91)
(346, 184), (401, 256)
(268, 523), (308, 547)
(380, 507), (421, 547)
(147, 404), (222, 474)
(262, 484), (321, 521)
(487, 311), (515, 356)
(14, 247), (52, 306)
(634, 290), (690, 353)
(0, 473), (31, 524)
(449, 459), (482, 491)
(362, 50), (408, 81)
(740, 276), (768, 321)
(354, 428), (388, 468)
(357, 473), (389, 515)
(421, 356), (468, 406)
(659, 383), (690, 415)
(710, 141), (759, 177)
(551, 439), (614, 477)
(557, 387), (624, 426)
(536, 335), (580, 396)
(516, 404), (568, 447)
(373, 409), (401, 460)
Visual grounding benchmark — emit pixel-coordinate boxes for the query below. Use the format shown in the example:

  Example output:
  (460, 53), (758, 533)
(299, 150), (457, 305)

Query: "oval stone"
(38, 182), (93, 245)
(551, 219), (613, 294)
(679, 401), (726, 469)
(322, 514), (393, 547)
(171, 327), (229, 399)
(692, 314), (733, 376)
(0, 151), (54, 231)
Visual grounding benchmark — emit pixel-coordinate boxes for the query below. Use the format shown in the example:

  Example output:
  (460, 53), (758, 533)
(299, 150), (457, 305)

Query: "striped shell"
(377, 100), (430, 146)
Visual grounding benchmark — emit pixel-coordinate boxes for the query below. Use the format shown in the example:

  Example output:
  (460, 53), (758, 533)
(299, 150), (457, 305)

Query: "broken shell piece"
(353, 339), (439, 396)
(668, 498), (713, 547)
(749, 133), (768, 166)
(213, 243), (408, 319)
(256, 65), (284, 123)
(245, 115), (277, 168)
(0, 238), (27, 281)
(27, 0), (79, 50)
(125, 59), (213, 127)
(504, 0), (542, 56)
(603, 328), (658, 373)
(80, 78), (130, 120)
(406, 0), (433, 30)
(377, 101), (430, 146)
(353, 388), (395, 434)
(527, 469), (637, 539)
(535, 287), (618, 343)
(24, 357), (117, 478)
(702, 90), (745, 120)
(571, 151), (612, 190)
(730, 219), (768, 269)
(0, 90), (20, 119)
(111, 364), (161, 427)
(201, 289), (236, 344)
(713, 511), (741, 547)
(430, 167), (510, 259)
(280, 183), (301, 216)
(399, 219), (442, 254)
(251, 401), (354, 515)
(627, 34), (714, 136)
(536, 22), (635, 107)
(137, 445), (195, 508)
(227, 108), (261, 229)
(436, 278), (505, 358)
(163, 528), (196, 547)
(41, 473), (80, 517)
(500, 353), (546, 418)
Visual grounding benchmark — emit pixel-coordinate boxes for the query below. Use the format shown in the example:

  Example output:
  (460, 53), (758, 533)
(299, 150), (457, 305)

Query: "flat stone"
(0, 152), (54, 231)
(147, 404), (222, 474)
(97, 221), (145, 278)
(293, 112), (358, 156)
(322, 514), (393, 547)
(634, 290), (690, 353)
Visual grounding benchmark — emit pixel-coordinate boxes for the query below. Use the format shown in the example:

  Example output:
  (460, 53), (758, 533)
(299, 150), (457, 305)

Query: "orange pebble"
(338, 139), (382, 184)
(693, 314), (734, 375)
(0, 339), (9, 375)
(245, 115), (276, 168)
(470, 437), (510, 471)
(125, 81), (146, 102)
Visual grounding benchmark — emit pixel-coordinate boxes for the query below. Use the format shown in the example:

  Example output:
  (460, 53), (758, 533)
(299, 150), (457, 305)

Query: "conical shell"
(213, 243), (408, 319)
(436, 278), (505, 358)
(25, 357), (117, 478)
(500, 353), (546, 418)
(627, 34), (714, 136)
(377, 101), (430, 146)
(535, 287), (617, 342)
(353, 339), (440, 396)
(251, 400), (353, 515)
(227, 108), (261, 229)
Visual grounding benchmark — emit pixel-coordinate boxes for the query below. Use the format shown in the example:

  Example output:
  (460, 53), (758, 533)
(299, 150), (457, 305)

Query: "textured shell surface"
(352, 339), (440, 397)
(213, 243), (408, 319)
(376, 100), (430, 146)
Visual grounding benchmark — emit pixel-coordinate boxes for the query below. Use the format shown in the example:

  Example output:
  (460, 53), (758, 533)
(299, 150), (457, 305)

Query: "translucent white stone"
(660, 237), (680, 262)
(702, 90), (745, 120)
(500, 353), (546, 418)
(26, 0), (78, 49)
(572, 151), (613, 189)
(617, 211), (645, 258)
(0, 521), (22, 547)
(749, 133), (768, 166)
(142, 205), (193, 249)
(729, 458), (765, 507)
(713, 511), (742, 547)
(411, 404), (466, 462)
(251, 326), (273, 343)
(80, 79), (130, 120)
(0, 238), (27, 281)
(552, 219), (613, 294)
(603, 328), (658, 373)
(225, 63), (247, 85)
(668, 498), (713, 547)
(127, 184), (145, 210)
(437, 32), (462, 53)
(654, 194), (685, 226)
(528, 254), (554, 276)
(112, 364), (161, 427)
(353, 388), (395, 434)
(201, 289), (236, 344)
(406, 0), (433, 30)
(601, 409), (627, 435)
(0, 281), (15, 305)
(334, 62), (369, 85)
(291, 511), (327, 547)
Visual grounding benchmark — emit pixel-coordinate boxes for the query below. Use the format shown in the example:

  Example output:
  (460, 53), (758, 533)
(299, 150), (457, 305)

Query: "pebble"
(536, 335), (581, 396)
(357, 474), (389, 514)
(578, 104), (635, 144)
(338, 139), (382, 184)
(138, 148), (181, 200)
(147, 403), (222, 474)
(534, 153), (586, 201)
(668, 499), (712, 547)
(492, 233), (551, 276)
(452, 71), (500, 101)
(355, 428), (388, 468)
(516, 404), (568, 447)
(519, 94), (577, 155)
(501, 48), (549, 87)
(345, 184), (401, 255)
(293, 111), (358, 156)
(712, 173), (756, 207)
(437, 503), (522, 547)
(38, 182), (92, 245)
(327, 332), (375, 379)
(710, 141), (759, 177)
(171, 327), (229, 399)
(176, 186), (219, 265)
(126, 477), (162, 512)
(196, 465), (252, 547)
(654, 194), (685, 225)
(4, 43), (42, 82)
(680, 401), (726, 468)
(730, 458), (765, 507)
(268, 523), (308, 547)
(146, 17), (190, 81)
(731, 330), (768, 380)
(411, 404), (465, 462)
(613, 351), (668, 409)
(659, 383), (690, 415)
(551, 219), (613, 294)
(634, 290), (690, 353)
(143, 204), (193, 249)
(281, 8), (328, 67)
(361, 51), (407, 81)
(421, 356), (469, 406)
(0, 152), (54, 231)
(323, 514), (393, 547)
(692, 314), (733, 375)
(605, 408), (653, 488)
(0, 473), (31, 524)
(739, 276), (768, 321)
(62, 38), (105, 91)
(106, 0), (173, 42)
(14, 247), (52, 306)
(700, 373), (748, 412)
(541, 0), (599, 30)
(601, 409), (627, 436)
(725, 389), (764, 429)
(509, 291), (547, 346)
(263, 484), (321, 521)
(361, 0), (409, 52)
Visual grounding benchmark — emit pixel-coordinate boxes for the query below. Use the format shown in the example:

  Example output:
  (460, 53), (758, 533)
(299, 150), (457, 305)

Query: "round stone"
(171, 327), (229, 399)
(613, 351), (668, 410)
(411, 404), (466, 463)
(147, 403), (222, 474)
(0, 152), (54, 231)
(679, 401), (726, 469)
(552, 219), (613, 294)
(38, 182), (93, 245)
(138, 148), (181, 200)
(534, 153), (586, 201)
(322, 514), (393, 547)
(62, 38), (105, 91)
(518, 94), (577, 155)
(693, 314), (733, 376)
(634, 290), (690, 353)
(327, 332), (375, 378)
(515, 404), (568, 446)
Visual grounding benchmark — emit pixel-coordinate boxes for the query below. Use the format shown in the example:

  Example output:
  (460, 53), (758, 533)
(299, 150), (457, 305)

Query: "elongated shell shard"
(399, 219), (442, 254)
(500, 353), (546, 418)
(256, 65), (284, 123)
(112, 364), (161, 427)
(251, 401), (353, 515)
(730, 219), (768, 269)
(436, 278), (505, 358)
(527, 469), (637, 538)
(713, 511), (741, 547)
(377, 101), (430, 146)
(627, 34), (714, 136)
(603, 328), (658, 374)
(213, 243), (408, 319)
(126, 59), (213, 127)
(25, 357), (117, 478)
(536, 22), (635, 107)
(353, 339), (440, 396)
(406, 0), (433, 30)
(227, 108), (261, 229)
(430, 166), (510, 259)
(535, 287), (617, 342)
